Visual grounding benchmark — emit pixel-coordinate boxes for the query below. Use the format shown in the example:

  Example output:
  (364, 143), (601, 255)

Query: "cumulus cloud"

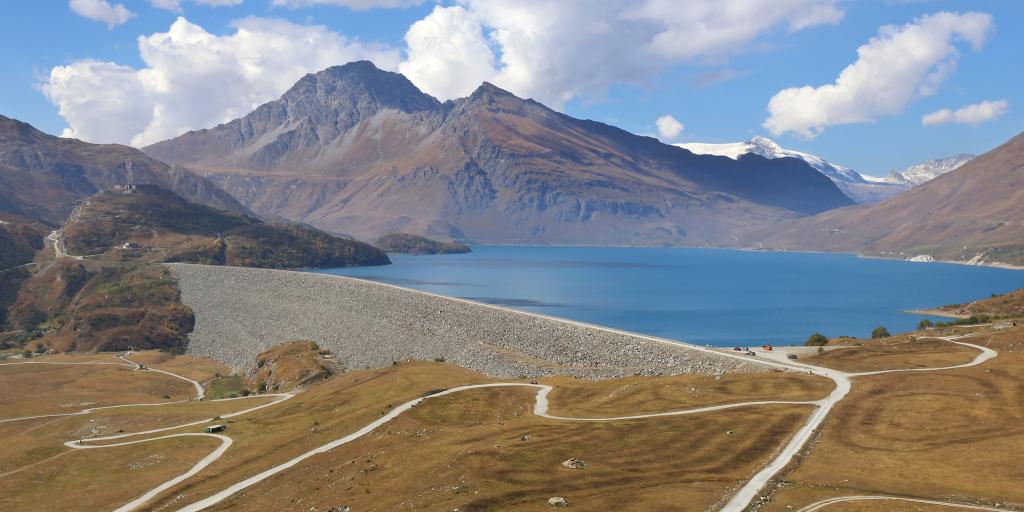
(271, 0), (425, 8)
(656, 115), (685, 140)
(42, 60), (152, 143)
(764, 11), (994, 138)
(400, 0), (844, 105)
(398, 5), (496, 100)
(150, 0), (244, 12)
(43, 17), (400, 146)
(922, 99), (1008, 126)
(69, 0), (135, 29)
(46, 0), (847, 146)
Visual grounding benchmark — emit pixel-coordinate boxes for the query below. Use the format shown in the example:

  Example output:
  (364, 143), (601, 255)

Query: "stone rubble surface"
(168, 264), (771, 378)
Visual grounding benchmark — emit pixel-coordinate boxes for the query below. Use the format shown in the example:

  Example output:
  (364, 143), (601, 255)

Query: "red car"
(762, 344), (773, 351)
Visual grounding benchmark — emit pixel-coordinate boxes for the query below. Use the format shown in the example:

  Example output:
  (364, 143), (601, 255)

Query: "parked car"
(787, 354), (798, 360)
(745, 350), (756, 356)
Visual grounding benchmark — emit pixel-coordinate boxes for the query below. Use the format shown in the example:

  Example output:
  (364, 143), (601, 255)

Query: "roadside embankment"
(168, 264), (771, 379)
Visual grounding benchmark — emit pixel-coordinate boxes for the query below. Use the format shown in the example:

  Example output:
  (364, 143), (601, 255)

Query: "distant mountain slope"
(877, 154), (975, 186)
(677, 136), (906, 204)
(62, 185), (390, 269)
(0, 114), (249, 225)
(145, 61), (853, 245)
(754, 132), (1024, 266)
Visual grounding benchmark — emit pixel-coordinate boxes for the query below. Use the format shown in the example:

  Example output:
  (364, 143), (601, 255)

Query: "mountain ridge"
(677, 136), (907, 204)
(0, 114), (250, 225)
(144, 61), (853, 245)
(751, 131), (1024, 266)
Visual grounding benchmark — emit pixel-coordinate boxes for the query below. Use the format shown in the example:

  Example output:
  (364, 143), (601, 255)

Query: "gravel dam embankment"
(168, 264), (771, 378)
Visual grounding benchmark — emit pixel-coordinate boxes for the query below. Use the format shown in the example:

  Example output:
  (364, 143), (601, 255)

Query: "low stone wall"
(168, 264), (771, 379)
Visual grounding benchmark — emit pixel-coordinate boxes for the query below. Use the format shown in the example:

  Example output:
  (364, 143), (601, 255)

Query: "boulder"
(548, 497), (569, 508)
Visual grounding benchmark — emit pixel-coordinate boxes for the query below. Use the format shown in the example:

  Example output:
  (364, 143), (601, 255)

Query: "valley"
(1, 4), (1022, 509)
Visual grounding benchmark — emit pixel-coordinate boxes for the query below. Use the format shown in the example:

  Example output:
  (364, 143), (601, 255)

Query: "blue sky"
(1, 1), (1020, 176)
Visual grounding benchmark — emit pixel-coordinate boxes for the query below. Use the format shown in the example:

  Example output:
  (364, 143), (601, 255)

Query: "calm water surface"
(316, 246), (1024, 346)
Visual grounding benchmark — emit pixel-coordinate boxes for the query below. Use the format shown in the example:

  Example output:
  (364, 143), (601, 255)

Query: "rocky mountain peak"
(469, 82), (516, 100)
(282, 60), (440, 115)
(747, 136), (786, 158)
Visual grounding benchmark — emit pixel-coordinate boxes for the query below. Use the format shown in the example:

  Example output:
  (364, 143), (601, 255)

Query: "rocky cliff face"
(0, 114), (250, 225)
(146, 61), (853, 245)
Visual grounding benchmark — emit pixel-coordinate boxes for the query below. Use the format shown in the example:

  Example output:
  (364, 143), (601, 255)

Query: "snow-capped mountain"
(676, 136), (905, 203)
(879, 154), (975, 186)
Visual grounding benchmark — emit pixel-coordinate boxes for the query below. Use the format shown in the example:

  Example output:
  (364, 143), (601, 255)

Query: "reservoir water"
(316, 245), (1024, 347)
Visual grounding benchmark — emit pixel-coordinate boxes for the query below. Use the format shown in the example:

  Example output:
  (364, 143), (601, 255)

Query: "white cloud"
(271, 0), (424, 8)
(398, 6), (496, 100)
(46, 0), (848, 147)
(635, 0), (843, 62)
(400, 0), (845, 105)
(69, 0), (135, 29)
(656, 115), (685, 140)
(922, 99), (1008, 126)
(43, 17), (400, 146)
(42, 60), (153, 143)
(764, 11), (994, 138)
(150, 0), (244, 12)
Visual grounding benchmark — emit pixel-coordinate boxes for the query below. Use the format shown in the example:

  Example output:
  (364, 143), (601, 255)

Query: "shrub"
(871, 326), (891, 339)
(804, 333), (829, 346)
(917, 319), (933, 330)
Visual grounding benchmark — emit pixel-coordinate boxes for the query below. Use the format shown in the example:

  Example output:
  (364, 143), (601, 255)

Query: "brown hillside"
(0, 114), (249, 224)
(6, 261), (193, 353)
(61, 185), (390, 269)
(754, 132), (1024, 265)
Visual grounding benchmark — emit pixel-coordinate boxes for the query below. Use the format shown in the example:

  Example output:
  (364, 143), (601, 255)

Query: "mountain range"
(753, 132), (1024, 266)
(143, 61), (853, 245)
(874, 154), (975, 186)
(1, 59), (1015, 266)
(678, 136), (973, 204)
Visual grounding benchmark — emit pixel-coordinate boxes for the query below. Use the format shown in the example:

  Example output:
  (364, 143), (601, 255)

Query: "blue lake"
(316, 246), (1024, 347)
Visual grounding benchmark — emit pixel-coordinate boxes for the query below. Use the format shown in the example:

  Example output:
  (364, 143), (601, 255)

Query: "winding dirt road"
(0, 335), (1005, 512)
(0, 354), (292, 512)
(797, 494), (1010, 511)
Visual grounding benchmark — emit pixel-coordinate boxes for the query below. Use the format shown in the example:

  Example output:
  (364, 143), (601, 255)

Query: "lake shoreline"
(905, 308), (971, 319)
(324, 245), (1024, 346)
(457, 242), (1024, 272)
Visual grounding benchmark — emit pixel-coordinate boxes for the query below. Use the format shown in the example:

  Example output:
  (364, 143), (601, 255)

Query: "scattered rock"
(561, 458), (586, 470)
(171, 264), (774, 378)
(548, 497), (569, 508)
(520, 435), (531, 441)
